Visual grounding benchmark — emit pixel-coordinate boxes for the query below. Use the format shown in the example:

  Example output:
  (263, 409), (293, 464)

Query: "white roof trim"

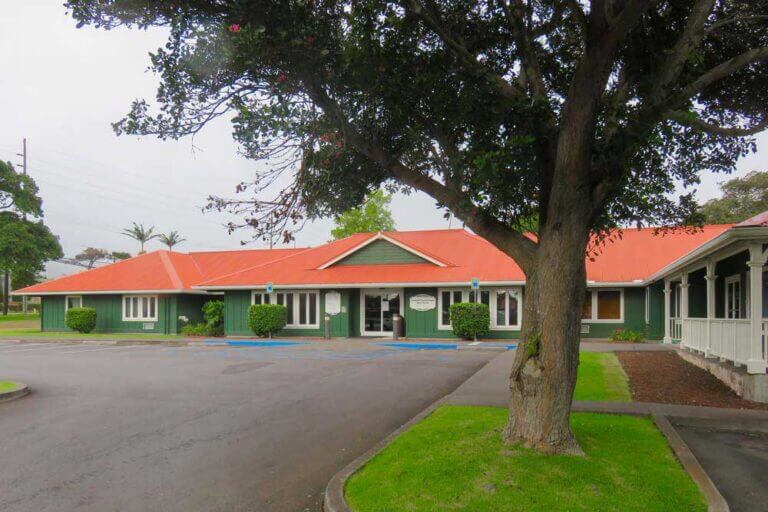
(196, 280), (526, 290)
(645, 226), (768, 283)
(316, 233), (447, 269)
(13, 289), (214, 296)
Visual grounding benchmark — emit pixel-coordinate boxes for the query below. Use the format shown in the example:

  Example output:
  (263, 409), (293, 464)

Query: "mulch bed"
(616, 351), (768, 410)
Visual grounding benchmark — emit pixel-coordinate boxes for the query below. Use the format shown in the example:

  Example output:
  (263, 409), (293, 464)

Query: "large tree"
(67, 0), (768, 453)
(699, 171), (768, 223)
(331, 189), (395, 239)
(0, 161), (62, 314)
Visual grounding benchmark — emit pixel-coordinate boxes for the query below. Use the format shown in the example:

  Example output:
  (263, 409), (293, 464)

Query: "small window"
(123, 295), (158, 321)
(65, 296), (82, 311)
(582, 289), (623, 322)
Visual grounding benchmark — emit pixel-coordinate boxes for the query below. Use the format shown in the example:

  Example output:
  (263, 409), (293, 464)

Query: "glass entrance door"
(362, 290), (401, 336)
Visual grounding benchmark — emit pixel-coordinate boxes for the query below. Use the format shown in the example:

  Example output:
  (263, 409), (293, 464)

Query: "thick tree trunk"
(503, 204), (591, 455)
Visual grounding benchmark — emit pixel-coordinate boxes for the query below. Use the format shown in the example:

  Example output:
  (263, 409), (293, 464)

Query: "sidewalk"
(446, 350), (768, 423)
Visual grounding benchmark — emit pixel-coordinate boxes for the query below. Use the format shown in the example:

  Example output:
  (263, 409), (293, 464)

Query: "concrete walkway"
(446, 350), (768, 421)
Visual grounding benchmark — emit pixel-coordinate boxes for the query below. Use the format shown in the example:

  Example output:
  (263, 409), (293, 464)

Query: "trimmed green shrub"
(202, 300), (225, 337)
(181, 322), (209, 336)
(248, 304), (287, 337)
(65, 307), (97, 333)
(449, 302), (490, 340)
(610, 329), (645, 343)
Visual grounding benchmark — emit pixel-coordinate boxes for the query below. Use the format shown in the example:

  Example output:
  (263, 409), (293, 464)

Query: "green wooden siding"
(224, 289), (351, 337)
(581, 287), (646, 339)
(334, 239), (429, 266)
(41, 294), (172, 333)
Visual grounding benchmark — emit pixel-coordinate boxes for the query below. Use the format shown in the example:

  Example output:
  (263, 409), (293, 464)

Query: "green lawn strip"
(346, 406), (705, 512)
(0, 381), (21, 393)
(0, 313), (40, 322)
(0, 329), (182, 340)
(574, 352), (632, 402)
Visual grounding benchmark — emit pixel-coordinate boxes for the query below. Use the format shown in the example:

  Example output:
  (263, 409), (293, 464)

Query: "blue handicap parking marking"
(378, 342), (458, 351)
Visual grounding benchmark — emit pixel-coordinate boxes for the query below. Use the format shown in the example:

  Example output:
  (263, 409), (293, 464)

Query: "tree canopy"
(0, 161), (62, 304)
(331, 190), (395, 239)
(699, 171), (768, 224)
(66, 0), (768, 453)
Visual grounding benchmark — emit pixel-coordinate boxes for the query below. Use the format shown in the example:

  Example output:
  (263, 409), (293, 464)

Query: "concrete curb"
(0, 382), (30, 403)
(653, 414), (729, 512)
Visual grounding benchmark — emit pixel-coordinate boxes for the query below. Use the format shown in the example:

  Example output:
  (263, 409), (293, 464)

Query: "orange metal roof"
(15, 225), (735, 294)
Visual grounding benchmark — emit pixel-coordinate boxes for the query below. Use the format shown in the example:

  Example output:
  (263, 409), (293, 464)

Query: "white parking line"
(0, 343), (79, 353)
(54, 345), (158, 354)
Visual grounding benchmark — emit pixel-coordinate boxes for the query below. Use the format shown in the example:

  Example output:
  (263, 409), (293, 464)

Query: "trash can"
(392, 314), (403, 340)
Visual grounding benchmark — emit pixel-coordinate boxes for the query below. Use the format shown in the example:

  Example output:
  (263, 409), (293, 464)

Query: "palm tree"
(158, 231), (186, 251)
(121, 222), (159, 254)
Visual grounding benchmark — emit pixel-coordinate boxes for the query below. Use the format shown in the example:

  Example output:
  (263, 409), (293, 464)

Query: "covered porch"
(663, 240), (768, 375)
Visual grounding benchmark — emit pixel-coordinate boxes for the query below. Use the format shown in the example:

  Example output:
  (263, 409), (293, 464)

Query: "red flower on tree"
(228, 24), (241, 33)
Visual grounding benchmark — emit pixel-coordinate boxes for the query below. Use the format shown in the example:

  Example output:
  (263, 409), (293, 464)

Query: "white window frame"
(437, 287), (522, 330)
(269, 290), (320, 329)
(64, 295), (82, 312)
(250, 291), (272, 305)
(582, 288), (624, 324)
(437, 288), (469, 330)
(491, 288), (523, 330)
(725, 275), (742, 319)
(122, 295), (158, 322)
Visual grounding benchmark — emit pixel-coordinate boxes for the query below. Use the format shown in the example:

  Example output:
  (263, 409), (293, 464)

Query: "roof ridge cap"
(158, 251), (185, 290)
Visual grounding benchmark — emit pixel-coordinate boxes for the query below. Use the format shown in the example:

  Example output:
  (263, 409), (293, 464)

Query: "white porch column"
(747, 244), (767, 374)
(663, 279), (672, 344)
(680, 273), (690, 348)
(704, 260), (717, 358)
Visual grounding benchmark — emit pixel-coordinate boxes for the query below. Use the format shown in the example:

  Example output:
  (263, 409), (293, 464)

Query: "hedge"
(248, 304), (287, 337)
(449, 302), (490, 340)
(65, 307), (97, 333)
(202, 300), (225, 336)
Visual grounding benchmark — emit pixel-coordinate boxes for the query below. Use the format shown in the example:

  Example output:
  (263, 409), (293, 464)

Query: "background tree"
(121, 222), (158, 254)
(0, 161), (61, 314)
(74, 247), (112, 269)
(68, 0), (768, 454)
(699, 171), (768, 224)
(157, 230), (187, 251)
(330, 190), (395, 240)
(110, 251), (131, 261)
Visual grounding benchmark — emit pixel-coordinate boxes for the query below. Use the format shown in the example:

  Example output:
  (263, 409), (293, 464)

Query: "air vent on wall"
(580, 323), (590, 335)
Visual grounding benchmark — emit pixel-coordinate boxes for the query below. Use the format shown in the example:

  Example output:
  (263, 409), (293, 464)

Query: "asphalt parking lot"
(0, 340), (495, 512)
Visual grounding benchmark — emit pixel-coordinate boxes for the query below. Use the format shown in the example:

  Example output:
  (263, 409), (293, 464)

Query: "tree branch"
(678, 47), (768, 102)
(402, 0), (526, 102)
(497, 0), (549, 99)
(706, 15), (768, 34)
(301, 78), (539, 271)
(668, 111), (768, 136)
(650, 0), (716, 103)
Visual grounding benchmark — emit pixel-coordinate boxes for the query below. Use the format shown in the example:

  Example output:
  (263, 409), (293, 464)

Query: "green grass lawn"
(0, 381), (21, 393)
(574, 352), (632, 402)
(346, 406), (705, 512)
(0, 313), (40, 322)
(0, 329), (182, 340)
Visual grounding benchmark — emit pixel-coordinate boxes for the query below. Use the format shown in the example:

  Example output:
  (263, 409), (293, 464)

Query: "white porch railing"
(669, 318), (682, 342)
(681, 318), (752, 367)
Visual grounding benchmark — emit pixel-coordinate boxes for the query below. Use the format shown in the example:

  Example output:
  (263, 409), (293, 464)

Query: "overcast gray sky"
(2, 0), (766, 277)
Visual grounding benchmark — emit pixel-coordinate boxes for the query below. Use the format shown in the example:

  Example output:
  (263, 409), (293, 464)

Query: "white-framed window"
(65, 295), (82, 311)
(251, 291), (271, 305)
(725, 275), (742, 319)
(272, 290), (319, 328)
(492, 289), (522, 330)
(438, 287), (520, 330)
(581, 288), (623, 323)
(122, 295), (158, 322)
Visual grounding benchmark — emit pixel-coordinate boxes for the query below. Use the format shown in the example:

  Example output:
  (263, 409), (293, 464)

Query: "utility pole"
(7, 138), (29, 314)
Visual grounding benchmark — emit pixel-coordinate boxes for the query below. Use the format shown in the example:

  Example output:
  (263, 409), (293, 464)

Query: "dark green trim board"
(333, 239), (430, 266)
(646, 282), (665, 341)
